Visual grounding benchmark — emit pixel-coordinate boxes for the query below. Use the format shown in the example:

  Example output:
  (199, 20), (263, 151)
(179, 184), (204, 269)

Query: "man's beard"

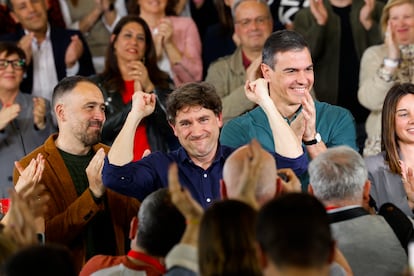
(81, 129), (102, 147)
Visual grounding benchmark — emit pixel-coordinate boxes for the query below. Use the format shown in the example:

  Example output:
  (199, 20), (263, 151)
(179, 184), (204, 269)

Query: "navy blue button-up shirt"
(102, 145), (308, 209)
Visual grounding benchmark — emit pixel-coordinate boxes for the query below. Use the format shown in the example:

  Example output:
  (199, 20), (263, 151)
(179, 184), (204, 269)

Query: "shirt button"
(203, 173), (207, 178)
(206, 198), (211, 203)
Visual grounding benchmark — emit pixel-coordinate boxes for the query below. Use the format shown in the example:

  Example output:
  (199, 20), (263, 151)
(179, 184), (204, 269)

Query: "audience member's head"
(256, 193), (334, 276)
(382, 83), (414, 174)
(0, 244), (76, 276)
(232, 0), (273, 52)
(52, 76), (105, 148)
(222, 142), (277, 206)
(308, 146), (370, 207)
(198, 199), (261, 276)
(127, 0), (179, 16)
(0, 42), (26, 92)
(166, 82), (223, 161)
(134, 188), (186, 257)
(7, 0), (48, 34)
(102, 15), (170, 91)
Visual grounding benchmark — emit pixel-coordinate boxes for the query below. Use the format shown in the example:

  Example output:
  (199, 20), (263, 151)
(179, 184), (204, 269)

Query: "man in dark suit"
(3, 0), (95, 101)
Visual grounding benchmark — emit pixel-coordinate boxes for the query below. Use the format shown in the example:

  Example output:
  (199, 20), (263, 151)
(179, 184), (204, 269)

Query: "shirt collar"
(177, 144), (226, 167)
(283, 105), (303, 125)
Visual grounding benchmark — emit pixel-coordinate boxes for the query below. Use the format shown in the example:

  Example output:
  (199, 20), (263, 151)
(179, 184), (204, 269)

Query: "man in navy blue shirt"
(102, 82), (307, 208)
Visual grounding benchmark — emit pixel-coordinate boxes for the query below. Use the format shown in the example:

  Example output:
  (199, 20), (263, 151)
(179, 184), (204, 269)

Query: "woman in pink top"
(128, 0), (203, 87)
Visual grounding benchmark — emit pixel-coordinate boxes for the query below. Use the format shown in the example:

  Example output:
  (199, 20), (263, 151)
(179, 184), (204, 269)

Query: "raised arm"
(107, 91), (156, 165)
(245, 78), (303, 158)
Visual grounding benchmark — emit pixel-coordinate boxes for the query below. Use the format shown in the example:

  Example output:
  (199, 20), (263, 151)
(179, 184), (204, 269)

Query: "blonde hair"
(381, 0), (414, 35)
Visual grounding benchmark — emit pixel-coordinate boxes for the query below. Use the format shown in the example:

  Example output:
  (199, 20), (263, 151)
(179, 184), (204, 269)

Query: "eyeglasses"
(235, 16), (270, 28)
(0, 59), (26, 70)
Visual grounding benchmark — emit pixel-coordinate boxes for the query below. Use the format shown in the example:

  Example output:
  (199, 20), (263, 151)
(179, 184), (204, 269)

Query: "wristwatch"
(303, 133), (321, 146)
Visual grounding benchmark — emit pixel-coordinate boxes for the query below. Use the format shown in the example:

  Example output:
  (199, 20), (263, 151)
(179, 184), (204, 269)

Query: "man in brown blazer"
(13, 76), (140, 273)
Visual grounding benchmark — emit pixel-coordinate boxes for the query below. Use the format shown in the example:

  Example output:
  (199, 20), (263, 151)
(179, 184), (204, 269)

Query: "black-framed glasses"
(0, 59), (26, 70)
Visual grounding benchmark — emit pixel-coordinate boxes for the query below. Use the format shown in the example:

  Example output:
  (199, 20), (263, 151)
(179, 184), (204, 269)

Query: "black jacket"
(90, 75), (179, 153)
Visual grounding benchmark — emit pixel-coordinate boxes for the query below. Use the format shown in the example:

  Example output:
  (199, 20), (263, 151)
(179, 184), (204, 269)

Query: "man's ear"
(261, 63), (272, 81)
(220, 179), (228, 199)
(129, 216), (139, 240)
(308, 183), (314, 195)
(217, 112), (223, 128)
(362, 180), (371, 206)
(9, 11), (20, 24)
(169, 122), (178, 137)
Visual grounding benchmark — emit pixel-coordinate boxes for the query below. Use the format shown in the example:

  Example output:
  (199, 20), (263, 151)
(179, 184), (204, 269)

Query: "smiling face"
(113, 22), (146, 63)
(137, 0), (168, 15)
(57, 81), (106, 147)
(234, 0), (273, 52)
(395, 93), (414, 145)
(170, 105), (223, 165)
(9, 0), (48, 34)
(0, 52), (24, 93)
(262, 48), (314, 110)
(388, 2), (414, 45)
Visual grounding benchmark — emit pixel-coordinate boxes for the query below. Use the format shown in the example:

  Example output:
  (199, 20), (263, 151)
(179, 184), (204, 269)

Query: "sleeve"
(358, 46), (394, 112)
(273, 150), (309, 176)
(102, 156), (163, 201)
(172, 18), (202, 85)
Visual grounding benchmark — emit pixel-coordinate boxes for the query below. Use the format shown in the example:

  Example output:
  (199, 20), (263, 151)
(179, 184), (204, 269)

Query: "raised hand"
(86, 148), (106, 199)
(65, 35), (84, 68)
(33, 97), (46, 130)
(309, 0), (328, 26)
(168, 163), (203, 221)
(17, 33), (34, 64)
(128, 60), (154, 93)
(246, 56), (262, 82)
(359, 0), (375, 30)
(0, 103), (20, 131)
(384, 21), (400, 60)
(244, 78), (271, 106)
(276, 168), (301, 194)
(300, 90), (317, 142)
(131, 90), (156, 120)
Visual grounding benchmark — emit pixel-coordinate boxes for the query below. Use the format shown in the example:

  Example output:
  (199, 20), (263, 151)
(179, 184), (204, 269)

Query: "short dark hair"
(166, 82), (222, 124)
(262, 30), (310, 69)
(52, 76), (97, 108)
(0, 244), (77, 276)
(0, 41), (27, 70)
(256, 193), (334, 269)
(137, 188), (186, 257)
(6, 0), (13, 11)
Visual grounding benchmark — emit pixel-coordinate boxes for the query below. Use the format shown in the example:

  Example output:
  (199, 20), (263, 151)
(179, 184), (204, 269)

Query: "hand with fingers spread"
(86, 148), (106, 199)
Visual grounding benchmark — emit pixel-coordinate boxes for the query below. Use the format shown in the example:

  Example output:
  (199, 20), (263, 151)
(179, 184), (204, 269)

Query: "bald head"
(223, 143), (277, 206)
